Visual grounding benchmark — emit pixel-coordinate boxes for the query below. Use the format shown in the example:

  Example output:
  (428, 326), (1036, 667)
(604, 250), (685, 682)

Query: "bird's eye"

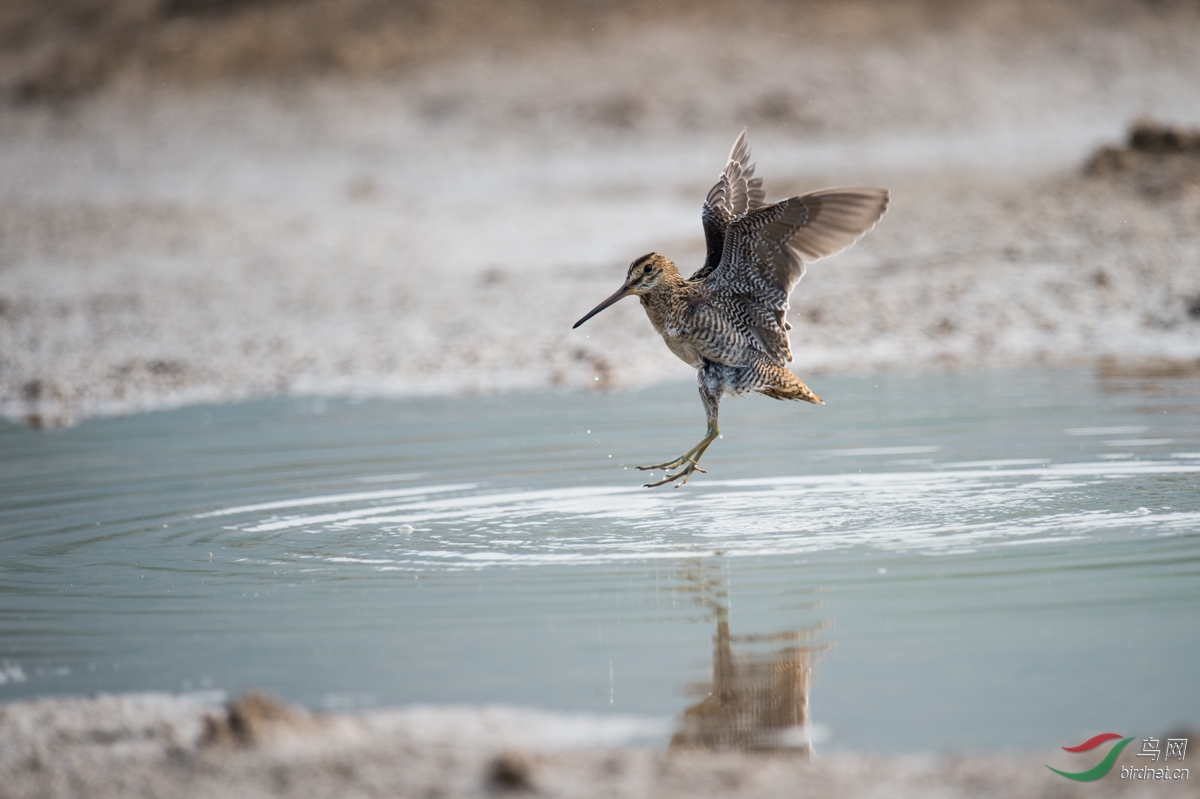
(643, 264), (652, 273)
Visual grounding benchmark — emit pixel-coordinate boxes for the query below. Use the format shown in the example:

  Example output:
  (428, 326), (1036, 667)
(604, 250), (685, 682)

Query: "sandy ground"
(1, 692), (1196, 799)
(2, 1), (1200, 426)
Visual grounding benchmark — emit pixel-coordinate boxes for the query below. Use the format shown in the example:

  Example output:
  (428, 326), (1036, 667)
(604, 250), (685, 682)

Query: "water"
(1, 369), (1198, 752)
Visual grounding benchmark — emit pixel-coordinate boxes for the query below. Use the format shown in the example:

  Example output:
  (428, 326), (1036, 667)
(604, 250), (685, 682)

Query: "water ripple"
(196, 459), (1200, 570)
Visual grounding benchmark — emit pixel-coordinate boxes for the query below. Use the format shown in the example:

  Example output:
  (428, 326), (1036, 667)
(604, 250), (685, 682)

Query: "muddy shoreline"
(3, 692), (1194, 799)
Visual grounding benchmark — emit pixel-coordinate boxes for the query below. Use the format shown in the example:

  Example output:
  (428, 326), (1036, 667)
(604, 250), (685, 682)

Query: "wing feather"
(785, 189), (890, 263)
(704, 187), (889, 365)
(691, 130), (768, 282)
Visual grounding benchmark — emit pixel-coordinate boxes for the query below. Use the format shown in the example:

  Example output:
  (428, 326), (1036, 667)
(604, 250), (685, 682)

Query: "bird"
(572, 131), (889, 487)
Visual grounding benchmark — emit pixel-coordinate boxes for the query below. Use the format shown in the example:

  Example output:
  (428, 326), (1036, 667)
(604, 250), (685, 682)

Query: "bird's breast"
(661, 331), (707, 369)
(640, 297), (705, 369)
(641, 288), (756, 370)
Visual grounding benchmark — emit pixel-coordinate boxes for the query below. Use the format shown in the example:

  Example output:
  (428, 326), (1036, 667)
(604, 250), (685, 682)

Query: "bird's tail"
(758, 365), (824, 405)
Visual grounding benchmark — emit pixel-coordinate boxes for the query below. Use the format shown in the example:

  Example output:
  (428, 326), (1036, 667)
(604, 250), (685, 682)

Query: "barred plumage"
(573, 131), (889, 487)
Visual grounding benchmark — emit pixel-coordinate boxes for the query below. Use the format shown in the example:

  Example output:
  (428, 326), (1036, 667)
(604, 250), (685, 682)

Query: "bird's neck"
(638, 271), (691, 331)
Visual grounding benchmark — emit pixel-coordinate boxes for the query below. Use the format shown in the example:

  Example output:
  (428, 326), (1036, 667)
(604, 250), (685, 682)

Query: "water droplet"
(1135, 507), (1150, 515)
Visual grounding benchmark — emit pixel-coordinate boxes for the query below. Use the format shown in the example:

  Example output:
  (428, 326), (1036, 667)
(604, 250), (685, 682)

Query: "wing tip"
(786, 187), (891, 263)
(730, 127), (749, 159)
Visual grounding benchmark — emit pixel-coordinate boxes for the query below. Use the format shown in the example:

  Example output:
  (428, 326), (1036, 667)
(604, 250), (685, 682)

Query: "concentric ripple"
(197, 459), (1200, 570)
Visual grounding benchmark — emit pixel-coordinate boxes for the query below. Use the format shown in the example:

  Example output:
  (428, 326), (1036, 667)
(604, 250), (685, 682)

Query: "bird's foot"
(640, 459), (706, 488)
(635, 428), (718, 488)
(635, 455), (693, 473)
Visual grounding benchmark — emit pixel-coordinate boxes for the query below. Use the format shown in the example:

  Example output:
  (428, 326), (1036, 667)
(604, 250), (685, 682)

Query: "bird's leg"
(638, 366), (723, 487)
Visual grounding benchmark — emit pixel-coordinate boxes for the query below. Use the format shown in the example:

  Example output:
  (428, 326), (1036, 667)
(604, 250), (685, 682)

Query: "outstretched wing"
(704, 188), (889, 364)
(689, 130), (767, 282)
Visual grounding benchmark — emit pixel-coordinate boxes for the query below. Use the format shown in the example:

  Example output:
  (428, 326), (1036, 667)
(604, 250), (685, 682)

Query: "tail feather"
(757, 364), (823, 405)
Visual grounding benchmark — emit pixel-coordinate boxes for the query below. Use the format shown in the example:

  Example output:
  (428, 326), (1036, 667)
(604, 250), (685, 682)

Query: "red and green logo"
(1047, 733), (1135, 781)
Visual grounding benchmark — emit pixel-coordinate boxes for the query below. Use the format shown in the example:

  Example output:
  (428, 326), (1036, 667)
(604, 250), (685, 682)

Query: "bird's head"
(572, 253), (676, 329)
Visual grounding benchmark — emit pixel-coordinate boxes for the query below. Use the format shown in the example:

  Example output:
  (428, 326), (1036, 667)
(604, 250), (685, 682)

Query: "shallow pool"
(1, 369), (1198, 751)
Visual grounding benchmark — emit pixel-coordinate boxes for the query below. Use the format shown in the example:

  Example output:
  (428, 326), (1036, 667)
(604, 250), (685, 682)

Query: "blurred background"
(2, 0), (1200, 426)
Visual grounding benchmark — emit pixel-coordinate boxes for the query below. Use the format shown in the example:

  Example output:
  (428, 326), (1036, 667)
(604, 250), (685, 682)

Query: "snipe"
(573, 131), (889, 487)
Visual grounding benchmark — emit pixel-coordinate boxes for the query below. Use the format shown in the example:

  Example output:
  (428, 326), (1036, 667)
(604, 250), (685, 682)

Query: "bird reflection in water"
(670, 559), (829, 755)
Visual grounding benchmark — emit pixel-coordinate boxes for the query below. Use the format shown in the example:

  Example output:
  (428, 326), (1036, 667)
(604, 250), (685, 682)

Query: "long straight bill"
(572, 284), (633, 329)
